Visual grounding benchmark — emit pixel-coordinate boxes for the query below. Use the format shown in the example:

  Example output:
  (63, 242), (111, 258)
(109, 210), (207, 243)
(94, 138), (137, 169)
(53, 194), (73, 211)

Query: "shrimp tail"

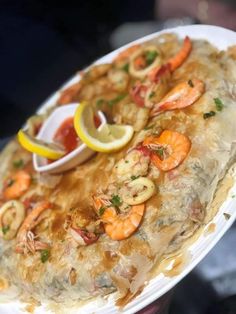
(168, 36), (192, 72)
(151, 78), (205, 117)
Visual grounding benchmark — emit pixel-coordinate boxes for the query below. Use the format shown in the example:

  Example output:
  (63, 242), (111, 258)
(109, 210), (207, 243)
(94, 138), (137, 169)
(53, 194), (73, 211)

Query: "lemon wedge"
(74, 102), (134, 152)
(17, 129), (65, 160)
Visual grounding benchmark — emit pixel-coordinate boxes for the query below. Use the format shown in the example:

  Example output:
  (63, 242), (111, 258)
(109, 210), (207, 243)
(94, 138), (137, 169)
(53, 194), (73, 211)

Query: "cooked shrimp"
(148, 36), (192, 81)
(147, 63), (171, 85)
(168, 36), (192, 71)
(3, 170), (31, 200)
(15, 201), (52, 254)
(0, 200), (25, 240)
(113, 149), (150, 182)
(143, 130), (191, 171)
(93, 197), (145, 240)
(129, 65), (170, 109)
(151, 78), (205, 117)
(57, 82), (82, 105)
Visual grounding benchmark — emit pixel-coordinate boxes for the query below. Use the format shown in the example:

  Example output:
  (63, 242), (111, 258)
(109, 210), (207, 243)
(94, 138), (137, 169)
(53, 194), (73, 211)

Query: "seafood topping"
(143, 130), (191, 171)
(168, 36), (192, 72)
(148, 63), (171, 83)
(15, 201), (52, 254)
(3, 170), (31, 200)
(0, 201), (25, 240)
(113, 149), (150, 182)
(69, 227), (99, 245)
(120, 177), (155, 205)
(129, 45), (162, 79)
(151, 78), (205, 116)
(93, 196), (145, 241)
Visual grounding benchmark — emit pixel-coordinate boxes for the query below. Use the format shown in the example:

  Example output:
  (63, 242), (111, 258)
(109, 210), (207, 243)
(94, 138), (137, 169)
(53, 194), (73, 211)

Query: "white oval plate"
(2, 25), (236, 314)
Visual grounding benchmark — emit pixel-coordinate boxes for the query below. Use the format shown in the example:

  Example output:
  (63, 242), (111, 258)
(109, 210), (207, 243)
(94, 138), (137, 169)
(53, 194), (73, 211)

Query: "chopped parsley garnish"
(122, 63), (129, 73)
(99, 206), (106, 216)
(214, 97), (224, 111)
(131, 175), (140, 180)
(125, 160), (129, 163)
(107, 94), (127, 107)
(2, 225), (10, 235)
(203, 111), (216, 119)
(96, 99), (104, 107)
(40, 249), (50, 263)
(154, 147), (164, 158)
(145, 50), (158, 66)
(149, 91), (156, 99)
(144, 125), (154, 130)
(111, 195), (122, 207)
(13, 159), (24, 169)
(188, 79), (194, 87)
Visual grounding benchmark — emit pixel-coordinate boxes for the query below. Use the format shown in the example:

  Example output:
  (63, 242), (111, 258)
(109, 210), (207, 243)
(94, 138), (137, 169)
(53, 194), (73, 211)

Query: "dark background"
(1, 0), (236, 138)
(1, 1), (236, 313)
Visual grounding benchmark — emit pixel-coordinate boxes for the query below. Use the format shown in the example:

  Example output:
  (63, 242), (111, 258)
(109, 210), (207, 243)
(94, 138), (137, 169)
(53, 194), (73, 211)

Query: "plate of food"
(1, 24), (236, 314)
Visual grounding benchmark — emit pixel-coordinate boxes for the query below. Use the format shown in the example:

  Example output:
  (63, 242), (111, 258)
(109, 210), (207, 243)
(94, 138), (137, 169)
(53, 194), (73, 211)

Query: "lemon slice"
(74, 102), (134, 152)
(17, 129), (65, 160)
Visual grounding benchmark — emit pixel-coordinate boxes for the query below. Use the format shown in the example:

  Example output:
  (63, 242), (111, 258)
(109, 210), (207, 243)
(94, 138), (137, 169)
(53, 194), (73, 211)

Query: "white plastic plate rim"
(1, 25), (236, 314)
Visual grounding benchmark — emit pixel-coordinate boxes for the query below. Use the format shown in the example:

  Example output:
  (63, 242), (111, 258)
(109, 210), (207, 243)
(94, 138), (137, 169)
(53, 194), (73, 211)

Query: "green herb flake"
(13, 159), (24, 169)
(149, 91), (156, 99)
(203, 111), (216, 119)
(96, 99), (104, 107)
(2, 225), (10, 235)
(111, 195), (122, 207)
(144, 125), (154, 130)
(232, 194), (235, 198)
(188, 79), (194, 87)
(122, 63), (129, 73)
(40, 249), (50, 263)
(131, 175), (140, 180)
(125, 160), (129, 163)
(99, 206), (106, 216)
(145, 50), (158, 66)
(214, 97), (224, 111)
(154, 147), (164, 158)
(107, 94), (127, 107)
